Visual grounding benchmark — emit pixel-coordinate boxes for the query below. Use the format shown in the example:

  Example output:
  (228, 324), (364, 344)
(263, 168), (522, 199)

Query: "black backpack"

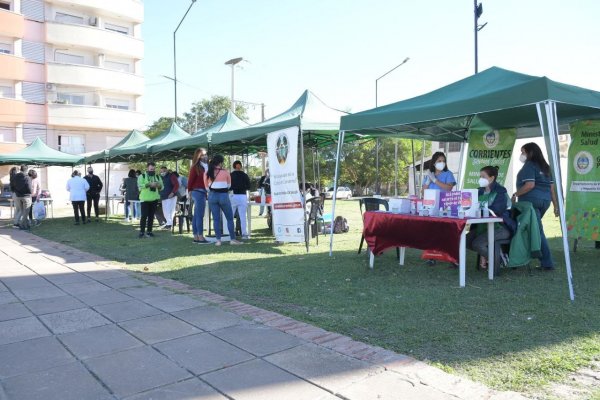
(333, 216), (349, 234)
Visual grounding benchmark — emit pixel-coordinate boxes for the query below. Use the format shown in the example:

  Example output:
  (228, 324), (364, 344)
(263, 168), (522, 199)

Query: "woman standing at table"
(188, 148), (209, 244)
(511, 142), (559, 270)
(467, 166), (516, 271)
(422, 152), (456, 194)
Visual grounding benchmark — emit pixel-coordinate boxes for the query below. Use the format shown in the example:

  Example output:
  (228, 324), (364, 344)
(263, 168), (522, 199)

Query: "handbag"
(32, 201), (46, 220)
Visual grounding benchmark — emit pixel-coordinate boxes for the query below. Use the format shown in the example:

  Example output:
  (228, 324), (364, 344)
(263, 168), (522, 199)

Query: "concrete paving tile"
(143, 294), (207, 313)
(123, 378), (227, 400)
(59, 281), (111, 296)
(75, 289), (132, 306)
(11, 285), (66, 302)
(43, 272), (95, 285)
(172, 306), (244, 331)
(58, 324), (143, 359)
(0, 302), (32, 322)
(0, 316), (50, 345)
(24, 295), (87, 315)
(202, 358), (335, 400)
(84, 346), (191, 398)
(101, 276), (147, 289)
(1, 276), (51, 290)
(94, 299), (163, 323)
(0, 336), (74, 379)
(213, 324), (304, 357)
(2, 361), (113, 400)
(155, 333), (254, 375)
(82, 269), (130, 281)
(121, 285), (174, 300)
(0, 282), (7, 292)
(265, 343), (383, 393)
(39, 308), (111, 334)
(338, 370), (452, 400)
(119, 313), (201, 344)
(0, 291), (18, 305)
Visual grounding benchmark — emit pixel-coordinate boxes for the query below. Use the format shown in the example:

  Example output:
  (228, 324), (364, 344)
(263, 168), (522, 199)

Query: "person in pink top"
(204, 154), (242, 246)
(28, 169), (41, 222)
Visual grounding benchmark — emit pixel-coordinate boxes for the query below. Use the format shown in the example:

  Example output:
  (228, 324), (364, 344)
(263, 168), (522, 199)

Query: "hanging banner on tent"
(566, 120), (600, 241)
(462, 129), (516, 188)
(267, 127), (305, 242)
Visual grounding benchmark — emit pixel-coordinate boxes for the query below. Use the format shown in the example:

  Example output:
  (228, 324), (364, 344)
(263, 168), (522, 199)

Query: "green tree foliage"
(180, 96), (248, 134)
(145, 117), (175, 139)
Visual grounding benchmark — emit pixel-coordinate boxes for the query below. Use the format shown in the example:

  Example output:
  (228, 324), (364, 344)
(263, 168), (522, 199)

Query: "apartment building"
(0, 0), (144, 201)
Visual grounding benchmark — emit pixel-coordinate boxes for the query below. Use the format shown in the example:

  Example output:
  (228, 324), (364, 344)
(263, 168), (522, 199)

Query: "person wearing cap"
(83, 167), (103, 222)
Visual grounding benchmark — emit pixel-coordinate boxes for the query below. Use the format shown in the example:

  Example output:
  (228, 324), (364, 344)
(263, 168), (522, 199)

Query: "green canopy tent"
(0, 137), (83, 166)
(108, 123), (190, 163)
(149, 111), (249, 159)
(331, 66), (600, 300)
(84, 129), (149, 164)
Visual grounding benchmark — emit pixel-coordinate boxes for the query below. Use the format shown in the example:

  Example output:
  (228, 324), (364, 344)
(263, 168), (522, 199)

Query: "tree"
(180, 96), (248, 134)
(144, 117), (175, 139)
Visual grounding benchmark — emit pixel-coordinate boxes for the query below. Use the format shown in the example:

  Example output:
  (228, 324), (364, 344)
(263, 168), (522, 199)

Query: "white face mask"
(478, 177), (490, 187)
(435, 162), (445, 171)
(519, 154), (527, 163)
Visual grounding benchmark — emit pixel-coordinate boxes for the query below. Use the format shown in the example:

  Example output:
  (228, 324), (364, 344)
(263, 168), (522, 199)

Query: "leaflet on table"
(424, 189), (479, 217)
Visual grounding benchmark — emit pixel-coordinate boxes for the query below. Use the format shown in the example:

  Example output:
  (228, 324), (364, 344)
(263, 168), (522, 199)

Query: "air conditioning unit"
(89, 17), (97, 26)
(46, 83), (55, 91)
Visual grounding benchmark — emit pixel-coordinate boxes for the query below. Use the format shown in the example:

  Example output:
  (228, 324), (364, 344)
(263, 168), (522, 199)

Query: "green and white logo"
(483, 130), (500, 149)
(574, 150), (593, 175)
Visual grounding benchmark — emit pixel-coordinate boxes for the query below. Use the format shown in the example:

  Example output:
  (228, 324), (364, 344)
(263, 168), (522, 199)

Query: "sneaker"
(162, 225), (172, 230)
(139, 232), (145, 238)
(196, 238), (210, 244)
(146, 232), (155, 238)
(230, 240), (243, 245)
(12, 224), (19, 229)
(242, 235), (249, 240)
(215, 241), (222, 246)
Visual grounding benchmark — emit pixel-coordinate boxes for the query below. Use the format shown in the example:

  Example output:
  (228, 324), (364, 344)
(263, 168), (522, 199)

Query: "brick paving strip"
(0, 229), (528, 400)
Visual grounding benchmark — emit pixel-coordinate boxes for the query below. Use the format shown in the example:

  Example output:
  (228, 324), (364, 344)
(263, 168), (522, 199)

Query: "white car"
(325, 186), (352, 199)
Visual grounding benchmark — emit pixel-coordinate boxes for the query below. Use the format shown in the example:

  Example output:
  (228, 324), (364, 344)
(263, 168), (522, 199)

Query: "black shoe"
(139, 232), (145, 238)
(162, 225), (172, 230)
(146, 232), (155, 238)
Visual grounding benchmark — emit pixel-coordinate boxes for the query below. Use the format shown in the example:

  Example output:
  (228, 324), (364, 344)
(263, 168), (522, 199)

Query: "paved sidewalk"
(0, 229), (527, 400)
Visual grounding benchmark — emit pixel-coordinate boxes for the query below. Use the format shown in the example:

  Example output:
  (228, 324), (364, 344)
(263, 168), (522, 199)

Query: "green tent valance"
(0, 137), (83, 166)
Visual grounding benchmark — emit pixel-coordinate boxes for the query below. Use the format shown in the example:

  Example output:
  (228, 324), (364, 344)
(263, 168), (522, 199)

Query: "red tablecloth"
(362, 211), (468, 263)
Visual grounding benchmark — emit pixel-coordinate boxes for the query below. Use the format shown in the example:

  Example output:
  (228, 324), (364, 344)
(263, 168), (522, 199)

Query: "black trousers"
(140, 201), (158, 233)
(86, 193), (100, 218)
(29, 196), (37, 220)
(72, 201), (86, 222)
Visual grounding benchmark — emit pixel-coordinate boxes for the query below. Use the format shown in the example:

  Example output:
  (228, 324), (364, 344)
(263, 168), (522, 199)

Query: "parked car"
(0, 184), (12, 204)
(324, 186), (352, 199)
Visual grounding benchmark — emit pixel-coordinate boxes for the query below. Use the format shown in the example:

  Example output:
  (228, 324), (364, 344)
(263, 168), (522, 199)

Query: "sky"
(141, 0), (600, 128)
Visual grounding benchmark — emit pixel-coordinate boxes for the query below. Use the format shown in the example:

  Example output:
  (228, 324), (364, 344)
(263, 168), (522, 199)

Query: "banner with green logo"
(462, 129), (516, 189)
(566, 121), (600, 242)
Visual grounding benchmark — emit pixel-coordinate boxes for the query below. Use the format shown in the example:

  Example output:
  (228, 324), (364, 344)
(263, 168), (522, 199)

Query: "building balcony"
(47, 62), (144, 96)
(46, 21), (144, 59)
(47, 103), (145, 131)
(0, 9), (24, 38)
(45, 0), (143, 23)
(0, 53), (25, 81)
(0, 97), (26, 124)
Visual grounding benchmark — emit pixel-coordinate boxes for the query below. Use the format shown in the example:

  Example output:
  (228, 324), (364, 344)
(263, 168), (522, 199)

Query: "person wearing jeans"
(205, 154), (242, 246)
(159, 166), (179, 229)
(137, 162), (163, 238)
(188, 148), (209, 244)
(66, 170), (89, 225)
(230, 160), (251, 239)
(123, 169), (139, 221)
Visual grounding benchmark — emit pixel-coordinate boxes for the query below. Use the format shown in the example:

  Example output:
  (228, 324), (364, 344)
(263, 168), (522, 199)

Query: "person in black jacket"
(83, 167), (103, 222)
(10, 165), (32, 230)
(230, 161), (251, 238)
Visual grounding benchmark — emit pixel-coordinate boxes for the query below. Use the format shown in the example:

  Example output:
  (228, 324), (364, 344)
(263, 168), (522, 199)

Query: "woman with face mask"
(511, 142), (559, 270)
(466, 166), (515, 272)
(422, 151), (456, 194)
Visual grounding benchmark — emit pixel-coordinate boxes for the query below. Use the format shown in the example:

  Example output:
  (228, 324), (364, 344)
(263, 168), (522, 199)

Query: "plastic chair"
(172, 199), (191, 234)
(305, 197), (323, 245)
(358, 198), (400, 260)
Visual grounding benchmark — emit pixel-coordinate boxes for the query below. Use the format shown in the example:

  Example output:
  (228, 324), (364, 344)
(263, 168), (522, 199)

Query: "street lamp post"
(225, 57), (243, 112)
(474, 1), (487, 74)
(374, 57), (410, 195)
(173, 0), (197, 121)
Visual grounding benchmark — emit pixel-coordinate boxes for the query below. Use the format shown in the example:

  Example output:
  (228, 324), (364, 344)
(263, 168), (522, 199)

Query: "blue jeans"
(191, 190), (206, 236)
(527, 198), (554, 268)
(124, 200), (138, 219)
(208, 191), (235, 240)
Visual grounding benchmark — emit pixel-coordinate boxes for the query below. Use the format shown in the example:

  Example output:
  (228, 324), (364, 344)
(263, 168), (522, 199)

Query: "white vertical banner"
(267, 127), (305, 242)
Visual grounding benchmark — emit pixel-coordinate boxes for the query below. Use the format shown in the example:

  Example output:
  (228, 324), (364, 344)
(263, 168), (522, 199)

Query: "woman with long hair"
(512, 142), (559, 270)
(188, 148), (209, 244)
(422, 151), (456, 194)
(123, 169), (139, 222)
(204, 154), (242, 246)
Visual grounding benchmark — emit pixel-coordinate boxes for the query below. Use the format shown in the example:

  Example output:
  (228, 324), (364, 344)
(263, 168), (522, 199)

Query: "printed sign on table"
(439, 191), (472, 217)
(267, 127), (305, 242)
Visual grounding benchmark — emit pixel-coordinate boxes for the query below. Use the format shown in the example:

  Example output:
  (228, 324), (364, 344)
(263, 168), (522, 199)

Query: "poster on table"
(267, 126), (305, 242)
(566, 120), (600, 242)
(462, 128), (516, 188)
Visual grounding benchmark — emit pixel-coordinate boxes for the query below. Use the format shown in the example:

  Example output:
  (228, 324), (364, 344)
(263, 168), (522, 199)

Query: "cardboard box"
(423, 189), (440, 216)
(389, 198), (411, 214)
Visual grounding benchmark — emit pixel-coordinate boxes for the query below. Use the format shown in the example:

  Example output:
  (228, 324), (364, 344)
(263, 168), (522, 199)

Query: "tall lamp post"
(474, 1), (487, 74)
(375, 57), (410, 195)
(225, 57), (243, 112)
(173, 0), (197, 121)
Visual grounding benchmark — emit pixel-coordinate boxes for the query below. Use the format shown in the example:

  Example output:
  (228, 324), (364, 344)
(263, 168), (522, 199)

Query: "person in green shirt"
(137, 162), (163, 238)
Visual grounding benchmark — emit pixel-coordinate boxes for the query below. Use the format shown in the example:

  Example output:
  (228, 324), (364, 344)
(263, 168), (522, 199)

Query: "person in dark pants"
(84, 167), (103, 222)
(137, 162), (163, 238)
(66, 170), (89, 225)
(512, 142), (559, 270)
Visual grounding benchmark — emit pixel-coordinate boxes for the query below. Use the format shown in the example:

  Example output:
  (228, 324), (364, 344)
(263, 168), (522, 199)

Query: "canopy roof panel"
(84, 130), (149, 163)
(340, 67), (600, 141)
(0, 137), (83, 166)
(108, 123), (189, 162)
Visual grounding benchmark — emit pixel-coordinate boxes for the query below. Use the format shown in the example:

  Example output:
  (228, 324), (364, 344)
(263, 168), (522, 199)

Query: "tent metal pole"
(536, 101), (575, 301)
(299, 128), (308, 252)
(316, 148), (321, 190)
(312, 148), (317, 185)
(329, 130), (345, 256)
(456, 141), (467, 190)
(410, 140), (416, 196)
(104, 158), (109, 221)
(419, 138), (425, 198)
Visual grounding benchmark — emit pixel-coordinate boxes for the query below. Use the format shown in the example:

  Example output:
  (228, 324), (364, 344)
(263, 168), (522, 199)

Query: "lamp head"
(225, 57), (243, 66)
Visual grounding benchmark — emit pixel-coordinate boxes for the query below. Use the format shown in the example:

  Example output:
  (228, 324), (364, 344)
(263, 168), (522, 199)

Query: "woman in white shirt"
(66, 170), (90, 225)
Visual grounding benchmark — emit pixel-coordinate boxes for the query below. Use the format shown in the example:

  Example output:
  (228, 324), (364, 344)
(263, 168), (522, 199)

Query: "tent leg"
(419, 138), (425, 198)
(299, 129), (308, 252)
(316, 148), (321, 190)
(329, 130), (345, 256)
(411, 140), (417, 196)
(106, 161), (111, 221)
(456, 141), (468, 190)
(536, 101), (575, 301)
(312, 148), (317, 185)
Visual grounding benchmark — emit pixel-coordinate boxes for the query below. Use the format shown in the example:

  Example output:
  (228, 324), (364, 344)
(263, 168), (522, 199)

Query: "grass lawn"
(30, 200), (600, 398)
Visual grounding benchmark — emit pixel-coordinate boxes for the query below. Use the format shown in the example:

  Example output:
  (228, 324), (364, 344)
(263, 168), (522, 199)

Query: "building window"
(104, 23), (129, 35)
(56, 93), (85, 105)
(0, 43), (11, 54)
(58, 135), (85, 154)
(448, 142), (462, 152)
(55, 12), (85, 25)
(104, 60), (130, 73)
(22, 40), (45, 63)
(22, 82), (45, 104)
(55, 52), (85, 64)
(0, 2), (10, 11)
(106, 98), (130, 110)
